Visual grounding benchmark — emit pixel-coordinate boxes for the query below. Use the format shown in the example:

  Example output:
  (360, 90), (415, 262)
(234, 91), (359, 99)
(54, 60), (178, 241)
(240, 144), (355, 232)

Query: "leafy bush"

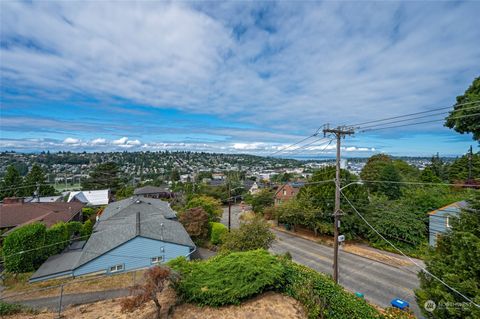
(66, 221), (83, 237)
(2, 223), (47, 272)
(81, 219), (94, 238)
(186, 195), (223, 221)
(210, 222), (227, 245)
(44, 222), (70, 256)
(168, 249), (285, 306)
(179, 207), (210, 242)
(281, 260), (381, 319)
(220, 217), (275, 252)
(0, 301), (32, 315)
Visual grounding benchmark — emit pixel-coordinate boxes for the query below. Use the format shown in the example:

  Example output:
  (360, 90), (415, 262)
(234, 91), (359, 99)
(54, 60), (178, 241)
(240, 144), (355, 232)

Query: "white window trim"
(151, 256), (163, 264)
(446, 216), (451, 228)
(109, 264), (124, 273)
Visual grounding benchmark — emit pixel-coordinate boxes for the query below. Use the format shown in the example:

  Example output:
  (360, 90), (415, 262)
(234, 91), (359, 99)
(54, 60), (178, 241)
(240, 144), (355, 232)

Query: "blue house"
(428, 201), (467, 247)
(30, 197), (195, 282)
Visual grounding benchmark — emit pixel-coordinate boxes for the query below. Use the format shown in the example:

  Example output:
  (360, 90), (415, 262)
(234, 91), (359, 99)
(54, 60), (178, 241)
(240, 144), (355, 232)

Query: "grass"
(2, 269), (146, 301)
(0, 301), (37, 316)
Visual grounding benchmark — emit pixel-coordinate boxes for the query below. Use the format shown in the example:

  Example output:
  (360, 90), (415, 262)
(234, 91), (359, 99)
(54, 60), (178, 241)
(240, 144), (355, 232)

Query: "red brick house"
(0, 197), (84, 236)
(274, 182), (304, 206)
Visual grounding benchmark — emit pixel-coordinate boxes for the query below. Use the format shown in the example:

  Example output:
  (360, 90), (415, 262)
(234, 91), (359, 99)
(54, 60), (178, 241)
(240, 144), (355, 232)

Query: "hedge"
(2, 223), (47, 273)
(168, 249), (285, 306)
(2, 221), (92, 273)
(168, 250), (387, 319)
(210, 222), (227, 245)
(280, 259), (382, 319)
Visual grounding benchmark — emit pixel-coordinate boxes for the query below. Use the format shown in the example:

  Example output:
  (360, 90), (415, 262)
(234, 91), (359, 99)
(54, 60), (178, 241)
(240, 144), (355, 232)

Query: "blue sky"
(0, 1), (479, 157)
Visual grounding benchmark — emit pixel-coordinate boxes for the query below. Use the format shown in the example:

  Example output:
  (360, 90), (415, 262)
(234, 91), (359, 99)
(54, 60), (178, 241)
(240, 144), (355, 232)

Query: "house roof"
(67, 189), (110, 206)
(274, 182), (304, 196)
(24, 196), (63, 203)
(30, 250), (82, 281)
(134, 186), (170, 195)
(98, 196), (176, 222)
(428, 201), (468, 216)
(77, 211), (194, 267)
(0, 202), (84, 230)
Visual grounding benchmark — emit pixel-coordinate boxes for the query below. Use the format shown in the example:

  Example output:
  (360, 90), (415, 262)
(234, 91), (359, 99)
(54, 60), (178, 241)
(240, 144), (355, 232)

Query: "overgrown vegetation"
(220, 217), (275, 252)
(0, 301), (36, 316)
(168, 249), (391, 318)
(415, 192), (480, 319)
(168, 250), (285, 306)
(121, 266), (179, 319)
(2, 221), (92, 273)
(210, 222), (227, 245)
(178, 207), (210, 243)
(185, 195), (223, 221)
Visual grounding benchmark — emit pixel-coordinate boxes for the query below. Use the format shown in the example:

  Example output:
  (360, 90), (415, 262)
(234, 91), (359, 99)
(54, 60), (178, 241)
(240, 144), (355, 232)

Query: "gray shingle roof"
(98, 196), (176, 221)
(77, 211), (194, 267)
(30, 251), (82, 280)
(134, 186), (170, 195)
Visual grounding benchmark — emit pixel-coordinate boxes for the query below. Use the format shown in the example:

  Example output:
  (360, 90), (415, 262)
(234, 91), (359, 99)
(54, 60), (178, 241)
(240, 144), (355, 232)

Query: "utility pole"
(468, 145), (473, 181)
(323, 124), (354, 284)
(36, 182), (40, 202)
(228, 183), (232, 232)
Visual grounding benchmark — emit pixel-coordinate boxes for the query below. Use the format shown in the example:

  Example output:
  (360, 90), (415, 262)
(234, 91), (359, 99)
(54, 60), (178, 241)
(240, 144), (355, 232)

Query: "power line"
(340, 189), (480, 309)
(359, 113), (480, 133)
(358, 179), (479, 188)
(350, 100), (480, 127)
(277, 137), (334, 156)
(267, 125), (327, 157)
(358, 105), (480, 130)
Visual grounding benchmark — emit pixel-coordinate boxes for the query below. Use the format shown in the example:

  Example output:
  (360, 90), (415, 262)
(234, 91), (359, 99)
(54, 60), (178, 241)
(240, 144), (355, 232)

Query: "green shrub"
(66, 221), (83, 237)
(2, 223), (47, 273)
(220, 217), (275, 252)
(168, 249), (285, 306)
(210, 222), (227, 245)
(81, 219), (93, 238)
(0, 301), (35, 315)
(281, 260), (381, 319)
(44, 222), (69, 257)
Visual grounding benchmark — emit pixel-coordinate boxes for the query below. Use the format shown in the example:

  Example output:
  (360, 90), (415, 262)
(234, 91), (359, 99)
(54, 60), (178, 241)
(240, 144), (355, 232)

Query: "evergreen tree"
(0, 165), (23, 199)
(22, 164), (56, 197)
(81, 162), (120, 192)
(415, 192), (480, 319)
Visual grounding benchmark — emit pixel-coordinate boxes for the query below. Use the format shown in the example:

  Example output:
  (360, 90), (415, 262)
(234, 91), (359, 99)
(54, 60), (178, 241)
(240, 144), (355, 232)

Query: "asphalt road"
(270, 230), (422, 317)
(221, 204), (245, 229)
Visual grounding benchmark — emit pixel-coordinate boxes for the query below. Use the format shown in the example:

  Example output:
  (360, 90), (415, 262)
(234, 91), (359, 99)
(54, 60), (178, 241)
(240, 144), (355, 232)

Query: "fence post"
(57, 284), (64, 318)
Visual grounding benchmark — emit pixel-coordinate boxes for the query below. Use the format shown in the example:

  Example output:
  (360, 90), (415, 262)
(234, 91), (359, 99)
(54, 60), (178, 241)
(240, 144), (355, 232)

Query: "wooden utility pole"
(228, 184), (232, 232)
(323, 125), (354, 284)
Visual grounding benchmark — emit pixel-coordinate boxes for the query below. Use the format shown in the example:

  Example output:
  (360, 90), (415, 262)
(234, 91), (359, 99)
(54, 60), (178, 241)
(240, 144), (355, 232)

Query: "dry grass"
(4, 290), (306, 319)
(3, 270), (146, 301)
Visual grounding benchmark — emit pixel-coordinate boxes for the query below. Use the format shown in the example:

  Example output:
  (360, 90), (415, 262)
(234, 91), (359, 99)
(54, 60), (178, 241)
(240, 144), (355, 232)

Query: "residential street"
(270, 230), (422, 317)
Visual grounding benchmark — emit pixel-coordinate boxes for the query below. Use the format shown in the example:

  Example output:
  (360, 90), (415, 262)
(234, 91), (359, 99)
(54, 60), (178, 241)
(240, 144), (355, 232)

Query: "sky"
(1, 1), (479, 158)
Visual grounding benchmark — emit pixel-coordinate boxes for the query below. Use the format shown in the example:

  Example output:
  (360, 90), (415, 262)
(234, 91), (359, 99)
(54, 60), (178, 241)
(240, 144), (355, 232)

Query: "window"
(109, 264), (124, 273)
(283, 189), (286, 196)
(151, 256), (163, 264)
(446, 216), (451, 228)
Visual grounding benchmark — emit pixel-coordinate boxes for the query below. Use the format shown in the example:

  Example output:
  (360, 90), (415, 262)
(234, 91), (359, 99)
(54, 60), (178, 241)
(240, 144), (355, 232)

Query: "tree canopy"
(22, 164), (56, 198)
(81, 162), (120, 192)
(415, 192), (480, 319)
(0, 165), (23, 199)
(444, 76), (480, 141)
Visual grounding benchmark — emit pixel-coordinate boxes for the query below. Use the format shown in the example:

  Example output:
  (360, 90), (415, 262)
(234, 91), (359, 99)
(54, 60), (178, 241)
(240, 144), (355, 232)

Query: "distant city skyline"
(1, 1), (479, 156)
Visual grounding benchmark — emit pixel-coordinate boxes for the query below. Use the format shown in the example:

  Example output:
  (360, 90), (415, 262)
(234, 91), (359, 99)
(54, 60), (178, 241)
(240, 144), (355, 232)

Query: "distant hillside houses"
(30, 196), (195, 283)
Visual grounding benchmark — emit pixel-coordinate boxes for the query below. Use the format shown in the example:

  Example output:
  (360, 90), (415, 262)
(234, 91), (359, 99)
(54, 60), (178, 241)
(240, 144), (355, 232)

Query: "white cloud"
(127, 139), (141, 146)
(90, 138), (107, 145)
(112, 137), (128, 145)
(63, 137), (80, 144)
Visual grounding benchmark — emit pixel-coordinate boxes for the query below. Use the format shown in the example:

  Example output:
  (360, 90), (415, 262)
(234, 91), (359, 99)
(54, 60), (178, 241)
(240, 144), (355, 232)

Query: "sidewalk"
(272, 226), (425, 270)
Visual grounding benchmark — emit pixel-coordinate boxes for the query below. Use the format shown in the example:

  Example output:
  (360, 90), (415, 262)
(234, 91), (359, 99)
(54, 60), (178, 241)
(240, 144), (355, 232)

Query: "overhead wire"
(340, 189), (480, 309)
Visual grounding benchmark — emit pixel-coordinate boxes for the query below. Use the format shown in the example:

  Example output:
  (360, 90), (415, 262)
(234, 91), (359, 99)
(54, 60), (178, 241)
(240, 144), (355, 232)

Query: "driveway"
(220, 204), (245, 229)
(270, 230), (422, 317)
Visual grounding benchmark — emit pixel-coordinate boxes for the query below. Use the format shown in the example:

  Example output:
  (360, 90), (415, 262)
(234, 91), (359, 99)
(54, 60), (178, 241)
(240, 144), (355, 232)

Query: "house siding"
(74, 236), (191, 276)
(429, 211), (458, 246)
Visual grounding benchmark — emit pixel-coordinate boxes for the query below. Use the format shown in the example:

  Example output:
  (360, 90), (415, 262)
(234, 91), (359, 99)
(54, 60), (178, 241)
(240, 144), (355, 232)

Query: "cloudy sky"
(1, 1), (479, 157)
